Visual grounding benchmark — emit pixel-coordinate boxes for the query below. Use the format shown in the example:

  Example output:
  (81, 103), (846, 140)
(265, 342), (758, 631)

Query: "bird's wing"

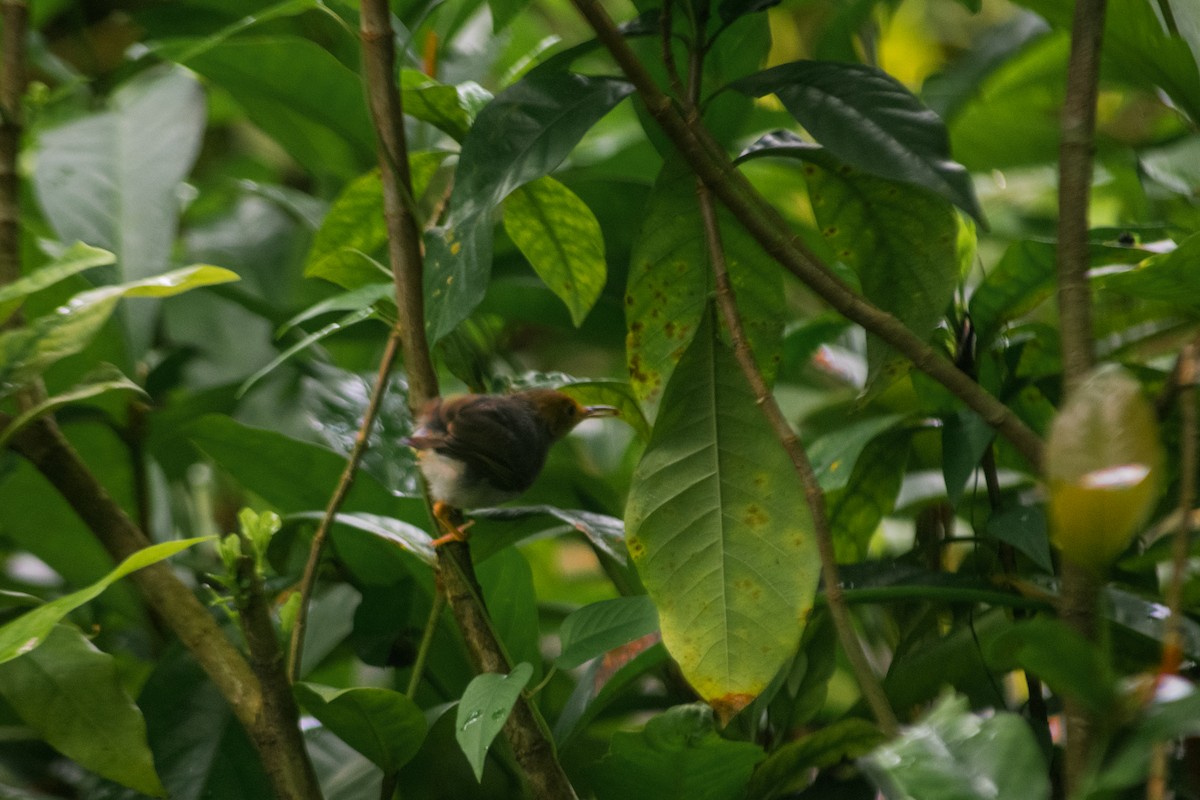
(440, 398), (544, 493)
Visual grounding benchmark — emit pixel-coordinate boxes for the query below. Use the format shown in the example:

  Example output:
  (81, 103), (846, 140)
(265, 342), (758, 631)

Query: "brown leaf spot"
(710, 693), (755, 726)
(744, 504), (769, 529)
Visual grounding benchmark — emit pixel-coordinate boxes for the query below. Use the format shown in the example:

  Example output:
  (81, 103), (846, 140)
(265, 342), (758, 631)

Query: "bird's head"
(525, 389), (620, 440)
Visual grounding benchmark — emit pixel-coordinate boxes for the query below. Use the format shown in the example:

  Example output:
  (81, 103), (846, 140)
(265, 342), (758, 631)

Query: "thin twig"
(1148, 344), (1198, 800)
(406, 591), (446, 698)
(287, 325), (404, 680)
(1053, 0), (1107, 792)
(567, 0), (1044, 472)
(696, 178), (899, 736)
(0, 0), (27, 296)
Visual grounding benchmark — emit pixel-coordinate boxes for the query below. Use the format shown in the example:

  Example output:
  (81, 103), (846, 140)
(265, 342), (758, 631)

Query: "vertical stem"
(1054, 0), (1106, 791)
(357, 3), (575, 797)
(0, 0), (27, 297)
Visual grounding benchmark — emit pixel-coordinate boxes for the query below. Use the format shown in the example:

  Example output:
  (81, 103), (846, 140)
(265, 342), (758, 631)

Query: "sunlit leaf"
(0, 364), (147, 449)
(0, 266), (239, 396)
(0, 242), (115, 324)
(503, 176), (606, 327)
(0, 537), (213, 665)
(625, 313), (819, 719)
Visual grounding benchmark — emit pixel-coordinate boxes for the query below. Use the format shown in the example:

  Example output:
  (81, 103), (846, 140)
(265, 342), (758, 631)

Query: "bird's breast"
(416, 450), (521, 509)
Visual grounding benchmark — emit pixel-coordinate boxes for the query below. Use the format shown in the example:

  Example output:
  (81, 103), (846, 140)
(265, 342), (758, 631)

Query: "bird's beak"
(583, 405), (620, 419)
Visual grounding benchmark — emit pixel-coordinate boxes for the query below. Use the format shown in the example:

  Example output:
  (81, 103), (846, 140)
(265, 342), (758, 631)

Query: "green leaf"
(0, 364), (147, 449)
(1099, 232), (1200, 315)
(477, 549), (541, 679)
(626, 158), (784, 402)
(826, 432), (910, 562)
(424, 70), (633, 340)
(455, 663), (534, 782)
(0, 537), (213, 665)
(808, 413), (906, 491)
(400, 70), (478, 141)
(288, 511), (436, 567)
(31, 66), (206, 351)
(988, 618), (1118, 714)
(941, 410), (996, 507)
(0, 265), (240, 396)
(730, 61), (984, 223)
(448, 71), (635, 224)
(503, 176), (606, 327)
(806, 162), (962, 385)
(556, 595), (659, 669)
(187, 415), (407, 516)
(278, 283), (395, 336)
(0, 242), (115, 324)
(593, 704), (765, 800)
(746, 718), (886, 800)
(557, 381), (651, 441)
(238, 307), (376, 397)
(305, 155), (449, 289)
(0, 625), (165, 796)
(554, 641), (669, 744)
(181, 37), (375, 179)
(861, 694), (1049, 800)
(625, 313), (819, 719)
(294, 683), (427, 772)
(140, 649), (273, 800)
(968, 240), (1057, 349)
(985, 505), (1052, 573)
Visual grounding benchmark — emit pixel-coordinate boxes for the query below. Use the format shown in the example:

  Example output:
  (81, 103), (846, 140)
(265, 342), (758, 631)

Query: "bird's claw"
(430, 501), (474, 548)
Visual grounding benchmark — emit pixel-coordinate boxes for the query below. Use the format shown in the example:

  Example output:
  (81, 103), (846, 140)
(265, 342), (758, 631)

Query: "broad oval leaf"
(294, 683), (427, 773)
(455, 663), (534, 782)
(1045, 365), (1163, 571)
(0, 625), (166, 796)
(625, 314), (819, 720)
(503, 176), (606, 327)
(729, 60), (984, 224)
(626, 158), (784, 402)
(0, 537), (214, 665)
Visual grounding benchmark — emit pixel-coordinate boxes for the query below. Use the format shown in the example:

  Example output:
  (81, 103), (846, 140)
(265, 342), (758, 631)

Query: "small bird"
(404, 389), (619, 546)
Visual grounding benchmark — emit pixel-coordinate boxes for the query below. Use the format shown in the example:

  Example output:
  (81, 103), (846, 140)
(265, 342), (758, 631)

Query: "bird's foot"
(430, 501), (474, 547)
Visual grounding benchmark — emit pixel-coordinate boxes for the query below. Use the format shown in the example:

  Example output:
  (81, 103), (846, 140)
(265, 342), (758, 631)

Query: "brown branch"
(567, 0), (1044, 473)
(1053, 0), (1107, 792)
(287, 325), (404, 680)
(0, 0), (26, 296)
(7, 418), (322, 799)
(697, 177), (899, 735)
(233, 540), (320, 797)
(358, 2), (576, 797)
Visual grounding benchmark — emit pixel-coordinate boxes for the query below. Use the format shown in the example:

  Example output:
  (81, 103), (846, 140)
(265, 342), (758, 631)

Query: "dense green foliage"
(1, 0), (1199, 797)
